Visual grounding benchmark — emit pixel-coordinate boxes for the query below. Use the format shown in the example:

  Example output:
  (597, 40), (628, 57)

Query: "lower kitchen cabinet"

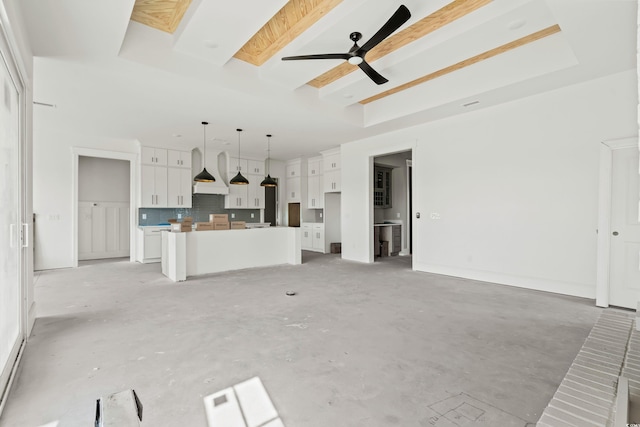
(301, 222), (324, 253)
(136, 226), (170, 263)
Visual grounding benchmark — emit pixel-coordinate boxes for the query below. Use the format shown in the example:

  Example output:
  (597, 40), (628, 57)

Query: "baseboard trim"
(412, 263), (595, 300)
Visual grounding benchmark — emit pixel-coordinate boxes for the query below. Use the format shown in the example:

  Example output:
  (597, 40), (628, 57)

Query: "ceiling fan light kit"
(281, 5), (411, 85)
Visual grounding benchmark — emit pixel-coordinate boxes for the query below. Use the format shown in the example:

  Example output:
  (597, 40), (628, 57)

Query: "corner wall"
(33, 129), (138, 270)
(341, 70), (638, 299)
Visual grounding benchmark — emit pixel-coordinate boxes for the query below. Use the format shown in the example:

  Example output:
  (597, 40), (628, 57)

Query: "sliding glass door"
(0, 30), (23, 398)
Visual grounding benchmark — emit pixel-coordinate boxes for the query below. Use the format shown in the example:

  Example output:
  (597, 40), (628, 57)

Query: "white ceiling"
(16, 0), (637, 160)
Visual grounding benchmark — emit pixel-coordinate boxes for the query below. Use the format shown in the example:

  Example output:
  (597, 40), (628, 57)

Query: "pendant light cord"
(237, 129), (242, 169)
(266, 134), (272, 175)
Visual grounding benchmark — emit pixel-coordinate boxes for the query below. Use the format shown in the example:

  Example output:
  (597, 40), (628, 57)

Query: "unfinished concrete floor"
(1, 252), (603, 426)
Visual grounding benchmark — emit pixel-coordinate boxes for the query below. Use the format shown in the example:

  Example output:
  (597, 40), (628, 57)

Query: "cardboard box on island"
(195, 222), (213, 231)
(209, 214), (228, 223)
(213, 222), (230, 230)
(230, 221), (246, 229)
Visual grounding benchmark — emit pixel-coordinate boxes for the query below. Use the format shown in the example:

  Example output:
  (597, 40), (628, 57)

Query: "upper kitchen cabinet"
(141, 147), (168, 166)
(286, 160), (301, 178)
(308, 157), (322, 176)
(224, 154), (264, 209)
(141, 164), (168, 207)
(322, 148), (341, 193)
(167, 167), (192, 208)
(168, 150), (192, 169)
(323, 150), (340, 171)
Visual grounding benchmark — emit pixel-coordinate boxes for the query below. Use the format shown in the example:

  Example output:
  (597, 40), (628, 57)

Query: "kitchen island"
(161, 227), (301, 281)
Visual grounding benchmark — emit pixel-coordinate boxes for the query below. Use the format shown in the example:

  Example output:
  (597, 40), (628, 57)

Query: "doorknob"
(612, 231), (619, 236)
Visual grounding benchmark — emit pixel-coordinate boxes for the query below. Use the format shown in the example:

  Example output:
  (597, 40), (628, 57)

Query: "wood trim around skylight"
(234, 0), (344, 66)
(130, 0), (192, 34)
(359, 24), (562, 105)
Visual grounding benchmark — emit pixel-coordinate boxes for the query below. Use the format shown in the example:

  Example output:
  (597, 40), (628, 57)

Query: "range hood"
(193, 150), (229, 195)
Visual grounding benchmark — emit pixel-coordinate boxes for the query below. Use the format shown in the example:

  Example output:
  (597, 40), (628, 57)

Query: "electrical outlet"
(319, 212), (323, 218)
(251, 213), (255, 218)
(142, 214), (147, 220)
(396, 212), (400, 218)
(177, 213), (182, 219)
(231, 213), (235, 219)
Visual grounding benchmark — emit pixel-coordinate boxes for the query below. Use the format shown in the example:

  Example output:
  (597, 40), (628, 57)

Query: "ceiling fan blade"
(282, 53), (351, 61)
(358, 5), (411, 54)
(358, 61), (388, 85)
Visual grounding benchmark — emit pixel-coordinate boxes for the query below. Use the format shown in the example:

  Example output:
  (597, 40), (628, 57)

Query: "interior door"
(609, 146), (640, 308)
(0, 43), (23, 399)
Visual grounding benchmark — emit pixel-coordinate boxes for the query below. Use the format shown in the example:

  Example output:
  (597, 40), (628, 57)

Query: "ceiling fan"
(281, 5), (411, 85)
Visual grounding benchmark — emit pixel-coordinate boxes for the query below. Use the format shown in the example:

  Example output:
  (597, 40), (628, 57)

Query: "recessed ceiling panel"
(173, 0), (288, 66)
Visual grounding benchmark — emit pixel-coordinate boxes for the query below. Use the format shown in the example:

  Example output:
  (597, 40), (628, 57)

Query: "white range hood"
(192, 150), (229, 195)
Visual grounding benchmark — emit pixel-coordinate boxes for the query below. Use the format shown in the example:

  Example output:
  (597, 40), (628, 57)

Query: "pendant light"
(194, 121), (216, 182)
(230, 128), (249, 185)
(260, 134), (277, 187)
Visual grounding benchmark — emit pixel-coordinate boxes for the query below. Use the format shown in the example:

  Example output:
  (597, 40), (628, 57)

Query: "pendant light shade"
(261, 134), (277, 187)
(230, 128), (249, 185)
(194, 121), (216, 182)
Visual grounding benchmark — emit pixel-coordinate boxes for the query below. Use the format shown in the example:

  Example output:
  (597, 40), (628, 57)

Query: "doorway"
(78, 156), (130, 261)
(372, 150), (413, 265)
(72, 148), (137, 267)
(596, 137), (640, 308)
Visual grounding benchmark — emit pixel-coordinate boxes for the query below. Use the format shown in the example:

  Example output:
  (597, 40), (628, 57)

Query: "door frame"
(72, 148), (138, 267)
(596, 136), (638, 307)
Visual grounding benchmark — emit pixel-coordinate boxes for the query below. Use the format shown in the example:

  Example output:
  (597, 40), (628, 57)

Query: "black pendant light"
(194, 121), (216, 182)
(230, 128), (249, 185)
(261, 134), (277, 187)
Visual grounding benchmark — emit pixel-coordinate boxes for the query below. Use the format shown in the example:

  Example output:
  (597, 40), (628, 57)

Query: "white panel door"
(609, 147), (640, 308)
(0, 46), (22, 397)
(78, 202), (130, 261)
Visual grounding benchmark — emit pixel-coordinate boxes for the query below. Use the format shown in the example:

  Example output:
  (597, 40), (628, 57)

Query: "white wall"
(79, 156), (130, 202)
(33, 129), (137, 270)
(342, 70), (638, 299)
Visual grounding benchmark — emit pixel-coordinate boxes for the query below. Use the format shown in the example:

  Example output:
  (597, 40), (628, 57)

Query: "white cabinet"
(307, 175), (323, 208)
(168, 150), (191, 168)
(225, 156), (264, 209)
(301, 224), (313, 249)
(287, 177), (301, 202)
(301, 223), (324, 252)
(286, 161), (301, 178)
(136, 226), (170, 263)
(142, 147), (167, 166)
(323, 152), (340, 171)
(141, 164), (168, 207)
(228, 155), (248, 173)
(247, 159), (264, 175)
(167, 167), (192, 207)
(308, 157), (322, 176)
(247, 179), (265, 208)
(324, 169), (341, 192)
(225, 181), (248, 208)
(312, 224), (325, 251)
(322, 149), (341, 192)
(141, 147), (192, 207)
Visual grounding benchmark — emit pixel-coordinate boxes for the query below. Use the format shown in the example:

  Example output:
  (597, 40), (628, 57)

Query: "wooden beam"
(130, 0), (192, 34)
(307, 0), (492, 88)
(359, 24), (562, 105)
(234, 0), (343, 66)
